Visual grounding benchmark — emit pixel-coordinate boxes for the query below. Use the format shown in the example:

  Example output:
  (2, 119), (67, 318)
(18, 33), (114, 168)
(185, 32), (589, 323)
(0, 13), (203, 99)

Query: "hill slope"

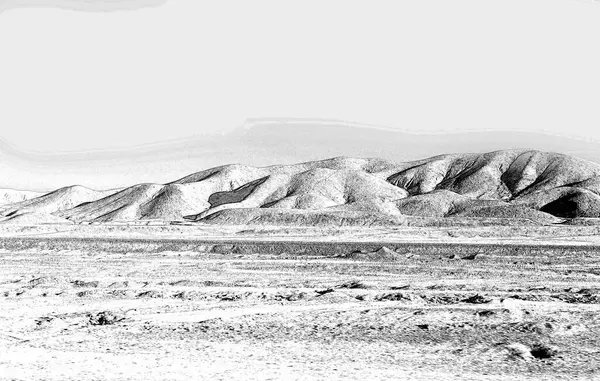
(0, 186), (118, 217)
(2, 150), (600, 225)
(0, 189), (42, 205)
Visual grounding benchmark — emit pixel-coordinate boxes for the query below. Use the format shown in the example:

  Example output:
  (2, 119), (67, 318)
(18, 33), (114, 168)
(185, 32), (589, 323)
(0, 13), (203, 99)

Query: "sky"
(1, 0), (600, 189)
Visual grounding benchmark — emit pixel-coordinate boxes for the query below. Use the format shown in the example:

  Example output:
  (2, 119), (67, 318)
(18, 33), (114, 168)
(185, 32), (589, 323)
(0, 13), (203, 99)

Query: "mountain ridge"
(2, 149), (600, 225)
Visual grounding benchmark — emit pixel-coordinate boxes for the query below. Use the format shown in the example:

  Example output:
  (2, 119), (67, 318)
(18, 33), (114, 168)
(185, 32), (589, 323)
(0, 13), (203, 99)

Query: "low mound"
(343, 246), (403, 261)
(396, 190), (468, 217)
(193, 208), (407, 227)
(395, 190), (561, 224)
(404, 216), (553, 227)
(450, 204), (561, 224)
(0, 211), (73, 225)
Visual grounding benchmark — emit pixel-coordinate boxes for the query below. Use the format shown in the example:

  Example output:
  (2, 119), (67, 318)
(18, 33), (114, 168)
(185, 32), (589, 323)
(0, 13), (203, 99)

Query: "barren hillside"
(0, 189), (41, 206)
(2, 150), (600, 225)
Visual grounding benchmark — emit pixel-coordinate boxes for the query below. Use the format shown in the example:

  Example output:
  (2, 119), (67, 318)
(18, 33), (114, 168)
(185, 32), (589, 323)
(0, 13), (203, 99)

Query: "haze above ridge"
(2, 119), (600, 191)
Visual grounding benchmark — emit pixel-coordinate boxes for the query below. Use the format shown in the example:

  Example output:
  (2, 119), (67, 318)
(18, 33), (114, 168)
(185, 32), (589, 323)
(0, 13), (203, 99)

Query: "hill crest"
(2, 150), (599, 225)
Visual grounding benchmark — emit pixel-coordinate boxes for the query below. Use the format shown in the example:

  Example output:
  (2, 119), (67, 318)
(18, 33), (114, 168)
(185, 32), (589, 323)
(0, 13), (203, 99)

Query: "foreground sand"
(0, 225), (599, 380)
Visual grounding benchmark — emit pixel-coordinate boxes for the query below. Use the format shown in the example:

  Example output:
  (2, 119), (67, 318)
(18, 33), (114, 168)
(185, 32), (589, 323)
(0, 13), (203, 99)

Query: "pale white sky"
(1, 0), (600, 154)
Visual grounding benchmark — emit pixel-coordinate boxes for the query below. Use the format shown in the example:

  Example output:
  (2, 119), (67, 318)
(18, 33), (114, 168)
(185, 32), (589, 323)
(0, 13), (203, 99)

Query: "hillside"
(0, 189), (41, 205)
(2, 150), (600, 225)
(0, 186), (118, 217)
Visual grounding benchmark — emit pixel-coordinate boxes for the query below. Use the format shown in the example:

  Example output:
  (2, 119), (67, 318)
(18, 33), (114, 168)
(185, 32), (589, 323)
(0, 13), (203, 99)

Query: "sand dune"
(3, 150), (600, 224)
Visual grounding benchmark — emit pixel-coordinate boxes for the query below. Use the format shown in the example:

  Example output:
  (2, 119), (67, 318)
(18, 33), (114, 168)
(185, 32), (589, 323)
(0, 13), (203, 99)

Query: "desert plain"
(0, 222), (599, 381)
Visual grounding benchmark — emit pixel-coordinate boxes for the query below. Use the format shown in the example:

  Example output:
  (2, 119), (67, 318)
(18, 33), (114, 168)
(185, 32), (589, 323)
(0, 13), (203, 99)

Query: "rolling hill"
(0, 189), (41, 205)
(0, 186), (118, 217)
(2, 150), (600, 225)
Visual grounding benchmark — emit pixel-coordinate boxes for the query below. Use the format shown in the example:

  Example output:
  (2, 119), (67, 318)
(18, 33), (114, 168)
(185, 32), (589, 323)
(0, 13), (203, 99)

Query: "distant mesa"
(2, 150), (600, 225)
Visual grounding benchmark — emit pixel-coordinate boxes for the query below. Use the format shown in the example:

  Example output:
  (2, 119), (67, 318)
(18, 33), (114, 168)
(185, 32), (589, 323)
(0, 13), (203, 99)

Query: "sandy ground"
(1, 225), (600, 380)
(2, 221), (600, 245)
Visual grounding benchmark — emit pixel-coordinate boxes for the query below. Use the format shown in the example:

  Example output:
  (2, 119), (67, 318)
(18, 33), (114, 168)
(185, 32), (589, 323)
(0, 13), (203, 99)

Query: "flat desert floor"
(1, 224), (599, 380)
